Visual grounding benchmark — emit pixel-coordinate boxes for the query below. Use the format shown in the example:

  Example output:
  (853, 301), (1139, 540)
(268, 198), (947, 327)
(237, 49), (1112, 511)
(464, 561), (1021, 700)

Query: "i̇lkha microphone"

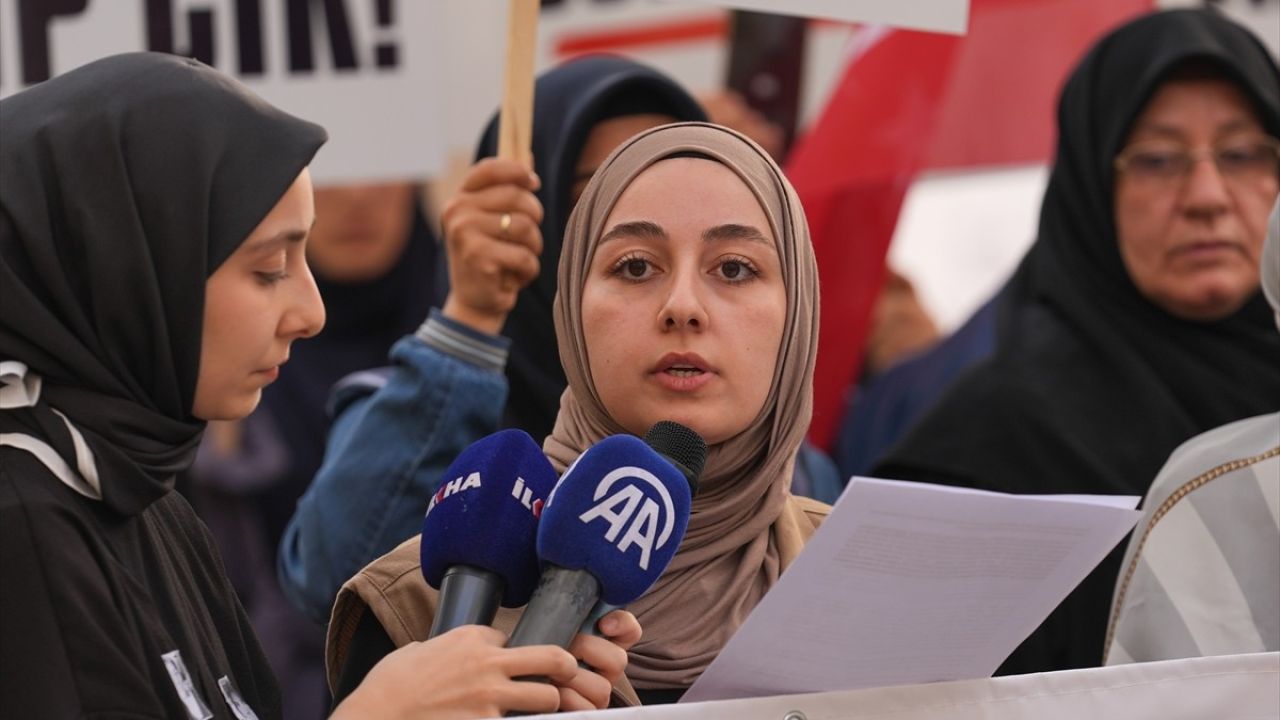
(418, 429), (557, 637)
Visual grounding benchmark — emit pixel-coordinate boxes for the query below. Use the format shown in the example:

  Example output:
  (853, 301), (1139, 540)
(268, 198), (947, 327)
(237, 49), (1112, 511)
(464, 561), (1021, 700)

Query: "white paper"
(682, 477), (1141, 702)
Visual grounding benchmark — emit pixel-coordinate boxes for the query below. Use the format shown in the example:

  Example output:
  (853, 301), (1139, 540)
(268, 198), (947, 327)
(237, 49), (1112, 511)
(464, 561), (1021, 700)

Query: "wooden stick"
(498, 0), (538, 168)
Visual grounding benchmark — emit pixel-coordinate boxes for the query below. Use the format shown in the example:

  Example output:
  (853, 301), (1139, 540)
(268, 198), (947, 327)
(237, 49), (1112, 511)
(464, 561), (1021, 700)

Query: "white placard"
(658, 0), (970, 35)
(0, 0), (447, 183)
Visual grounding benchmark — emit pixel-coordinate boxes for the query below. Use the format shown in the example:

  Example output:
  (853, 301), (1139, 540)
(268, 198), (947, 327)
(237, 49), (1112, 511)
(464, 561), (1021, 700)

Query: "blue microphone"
(419, 429), (557, 638)
(506, 433), (695, 650)
(577, 421), (706, 636)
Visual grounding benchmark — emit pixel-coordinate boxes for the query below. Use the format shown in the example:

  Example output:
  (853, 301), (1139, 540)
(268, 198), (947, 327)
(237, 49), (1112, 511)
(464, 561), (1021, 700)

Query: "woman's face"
(306, 181), (415, 283)
(582, 158), (786, 444)
(1114, 77), (1279, 321)
(571, 114), (676, 204)
(193, 169), (326, 420)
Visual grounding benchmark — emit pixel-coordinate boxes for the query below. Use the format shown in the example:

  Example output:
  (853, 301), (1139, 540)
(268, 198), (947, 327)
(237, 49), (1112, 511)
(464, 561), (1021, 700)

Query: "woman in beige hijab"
(327, 122), (830, 705)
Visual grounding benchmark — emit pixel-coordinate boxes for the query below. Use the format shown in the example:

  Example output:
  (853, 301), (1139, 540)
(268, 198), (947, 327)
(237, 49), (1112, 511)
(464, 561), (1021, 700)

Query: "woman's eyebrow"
(240, 219), (316, 253)
(1128, 117), (1259, 142)
(600, 220), (667, 245)
(703, 223), (770, 245)
(600, 221), (772, 246)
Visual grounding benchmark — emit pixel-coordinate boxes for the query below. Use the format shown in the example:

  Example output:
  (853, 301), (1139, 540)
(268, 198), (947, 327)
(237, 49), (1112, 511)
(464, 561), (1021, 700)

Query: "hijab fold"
(546, 122), (820, 688)
(0, 52), (326, 517)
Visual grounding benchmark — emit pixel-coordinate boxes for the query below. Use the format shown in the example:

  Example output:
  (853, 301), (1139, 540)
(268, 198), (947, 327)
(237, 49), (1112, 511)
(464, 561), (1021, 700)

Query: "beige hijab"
(546, 122), (821, 688)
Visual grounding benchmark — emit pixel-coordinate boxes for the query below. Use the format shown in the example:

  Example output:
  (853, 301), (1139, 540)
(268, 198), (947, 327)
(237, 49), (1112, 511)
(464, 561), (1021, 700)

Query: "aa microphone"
(419, 429), (557, 638)
(506, 434), (694, 651)
(577, 421), (707, 636)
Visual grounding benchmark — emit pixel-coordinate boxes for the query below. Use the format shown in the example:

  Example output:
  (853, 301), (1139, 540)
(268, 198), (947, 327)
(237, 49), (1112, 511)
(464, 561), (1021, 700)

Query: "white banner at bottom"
(530, 652), (1279, 719)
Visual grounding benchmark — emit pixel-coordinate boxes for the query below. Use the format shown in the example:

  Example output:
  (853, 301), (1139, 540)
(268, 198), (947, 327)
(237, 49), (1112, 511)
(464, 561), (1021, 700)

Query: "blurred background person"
(876, 7), (1280, 674)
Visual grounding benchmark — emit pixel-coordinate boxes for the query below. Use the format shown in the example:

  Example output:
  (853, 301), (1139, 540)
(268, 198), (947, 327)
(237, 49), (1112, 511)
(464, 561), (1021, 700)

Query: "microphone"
(506, 432), (697, 651)
(419, 429), (557, 638)
(577, 421), (707, 636)
(644, 420), (706, 497)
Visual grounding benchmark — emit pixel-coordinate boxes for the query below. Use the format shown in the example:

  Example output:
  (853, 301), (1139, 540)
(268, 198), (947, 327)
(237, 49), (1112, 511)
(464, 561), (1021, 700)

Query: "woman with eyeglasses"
(874, 8), (1280, 675)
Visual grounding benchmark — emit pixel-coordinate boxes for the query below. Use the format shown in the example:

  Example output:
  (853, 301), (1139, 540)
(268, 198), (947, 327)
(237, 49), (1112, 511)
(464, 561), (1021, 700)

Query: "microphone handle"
(503, 567), (600, 716)
(429, 565), (503, 638)
(506, 565), (600, 651)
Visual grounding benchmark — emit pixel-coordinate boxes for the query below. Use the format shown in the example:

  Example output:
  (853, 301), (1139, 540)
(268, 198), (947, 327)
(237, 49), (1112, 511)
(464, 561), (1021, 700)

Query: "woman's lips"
(650, 352), (714, 392)
(1172, 239), (1240, 264)
(651, 367), (714, 392)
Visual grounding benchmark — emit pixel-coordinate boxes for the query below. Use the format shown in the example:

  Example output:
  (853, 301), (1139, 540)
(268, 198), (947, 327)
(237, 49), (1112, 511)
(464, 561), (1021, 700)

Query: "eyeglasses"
(1114, 136), (1280, 185)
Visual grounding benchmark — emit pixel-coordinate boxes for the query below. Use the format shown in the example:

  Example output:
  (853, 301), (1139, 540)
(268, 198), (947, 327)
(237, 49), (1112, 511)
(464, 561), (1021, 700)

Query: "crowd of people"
(1, 7), (1276, 719)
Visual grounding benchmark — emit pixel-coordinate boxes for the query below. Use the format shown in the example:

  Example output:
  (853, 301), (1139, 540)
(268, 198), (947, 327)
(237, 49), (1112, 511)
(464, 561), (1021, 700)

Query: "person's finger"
(476, 236), (540, 287)
(497, 644), (579, 681)
(444, 206), (543, 258)
(568, 633), (627, 683)
(554, 666), (613, 711)
(558, 685), (602, 713)
(461, 183), (545, 227)
(439, 624), (507, 647)
(597, 610), (642, 651)
(440, 190), (541, 246)
(460, 157), (540, 193)
(489, 211), (544, 258)
(489, 678), (562, 716)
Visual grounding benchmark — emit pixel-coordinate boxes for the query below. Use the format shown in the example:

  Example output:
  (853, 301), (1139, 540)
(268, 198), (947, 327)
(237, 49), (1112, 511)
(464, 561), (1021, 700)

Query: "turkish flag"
(788, 0), (1153, 451)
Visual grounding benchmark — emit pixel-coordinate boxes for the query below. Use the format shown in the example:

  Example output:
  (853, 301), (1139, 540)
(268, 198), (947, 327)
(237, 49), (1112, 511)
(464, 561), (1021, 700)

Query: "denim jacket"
(277, 310), (511, 623)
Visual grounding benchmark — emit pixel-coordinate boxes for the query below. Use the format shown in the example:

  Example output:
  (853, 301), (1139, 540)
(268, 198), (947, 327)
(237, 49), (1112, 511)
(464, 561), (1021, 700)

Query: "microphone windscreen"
(538, 435), (692, 606)
(644, 421), (707, 496)
(420, 429), (556, 607)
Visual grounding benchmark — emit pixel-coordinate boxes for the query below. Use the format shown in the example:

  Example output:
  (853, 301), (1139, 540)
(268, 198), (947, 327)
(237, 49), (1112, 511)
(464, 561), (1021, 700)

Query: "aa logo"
(577, 467), (676, 571)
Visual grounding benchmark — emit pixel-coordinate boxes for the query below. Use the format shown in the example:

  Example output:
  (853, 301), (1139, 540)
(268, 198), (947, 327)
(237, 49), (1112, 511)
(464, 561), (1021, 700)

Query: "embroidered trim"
(1103, 445), (1280, 658)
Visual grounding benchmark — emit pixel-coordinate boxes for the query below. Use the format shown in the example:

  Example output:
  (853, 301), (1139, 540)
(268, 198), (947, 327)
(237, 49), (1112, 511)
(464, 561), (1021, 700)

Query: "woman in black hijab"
(0, 52), (604, 720)
(876, 8), (1280, 674)
(0, 51), (326, 717)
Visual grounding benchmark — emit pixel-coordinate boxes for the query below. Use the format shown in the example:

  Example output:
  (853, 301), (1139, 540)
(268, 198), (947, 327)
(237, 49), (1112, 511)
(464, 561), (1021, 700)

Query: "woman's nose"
(658, 267), (709, 331)
(283, 263), (326, 340)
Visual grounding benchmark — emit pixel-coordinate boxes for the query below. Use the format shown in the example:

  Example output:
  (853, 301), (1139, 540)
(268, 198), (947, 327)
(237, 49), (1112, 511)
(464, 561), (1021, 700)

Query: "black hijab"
(459, 55), (706, 441)
(0, 52), (326, 518)
(876, 9), (1280, 672)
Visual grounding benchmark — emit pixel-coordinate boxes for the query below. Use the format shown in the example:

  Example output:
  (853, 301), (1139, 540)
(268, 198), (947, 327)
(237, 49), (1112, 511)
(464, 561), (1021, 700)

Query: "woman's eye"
(609, 255), (655, 282)
(716, 257), (759, 283)
(255, 270), (288, 286)
(625, 259), (649, 278)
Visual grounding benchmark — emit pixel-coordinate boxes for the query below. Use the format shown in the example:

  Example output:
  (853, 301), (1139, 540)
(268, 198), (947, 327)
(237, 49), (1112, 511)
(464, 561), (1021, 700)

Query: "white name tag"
(218, 676), (259, 720)
(161, 650), (213, 720)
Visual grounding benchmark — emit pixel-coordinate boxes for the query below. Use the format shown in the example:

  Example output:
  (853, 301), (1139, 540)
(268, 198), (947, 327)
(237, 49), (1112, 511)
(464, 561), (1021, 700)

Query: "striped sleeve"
(415, 308), (510, 373)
